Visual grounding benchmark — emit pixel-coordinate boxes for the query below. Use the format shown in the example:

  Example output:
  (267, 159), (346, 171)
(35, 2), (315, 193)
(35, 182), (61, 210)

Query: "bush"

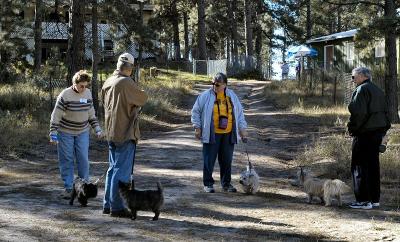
(0, 82), (47, 111)
(231, 69), (264, 80)
(0, 110), (48, 154)
(296, 130), (400, 181)
(296, 135), (352, 179)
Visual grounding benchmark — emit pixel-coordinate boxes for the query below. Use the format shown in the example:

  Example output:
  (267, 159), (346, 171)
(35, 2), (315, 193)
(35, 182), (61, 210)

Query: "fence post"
(333, 75), (337, 104)
(321, 71), (324, 96)
(193, 59), (196, 75)
(49, 76), (54, 110)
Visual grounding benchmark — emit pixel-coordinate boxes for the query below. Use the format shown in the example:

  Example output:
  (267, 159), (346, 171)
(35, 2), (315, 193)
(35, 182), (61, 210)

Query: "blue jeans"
(103, 140), (136, 211)
(57, 130), (90, 190)
(203, 133), (234, 188)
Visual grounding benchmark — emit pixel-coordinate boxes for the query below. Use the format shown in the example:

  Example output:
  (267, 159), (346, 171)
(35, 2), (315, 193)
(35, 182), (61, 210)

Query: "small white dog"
(298, 168), (326, 204)
(239, 162), (260, 195)
(298, 167), (352, 206)
(323, 179), (352, 206)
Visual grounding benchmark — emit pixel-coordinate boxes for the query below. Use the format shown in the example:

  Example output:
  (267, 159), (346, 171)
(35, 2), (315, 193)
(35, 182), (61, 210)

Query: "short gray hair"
(213, 72), (228, 84)
(117, 61), (134, 72)
(352, 67), (371, 80)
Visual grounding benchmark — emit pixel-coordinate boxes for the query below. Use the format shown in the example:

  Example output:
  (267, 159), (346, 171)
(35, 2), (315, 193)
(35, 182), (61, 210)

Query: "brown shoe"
(110, 209), (131, 218)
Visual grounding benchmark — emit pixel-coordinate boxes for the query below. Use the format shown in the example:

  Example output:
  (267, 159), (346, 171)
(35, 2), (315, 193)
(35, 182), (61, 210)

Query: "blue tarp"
(287, 45), (318, 58)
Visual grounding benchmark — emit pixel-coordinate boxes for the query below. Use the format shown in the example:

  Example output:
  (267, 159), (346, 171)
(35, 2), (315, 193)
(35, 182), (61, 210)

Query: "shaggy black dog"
(118, 180), (164, 220)
(69, 178), (98, 207)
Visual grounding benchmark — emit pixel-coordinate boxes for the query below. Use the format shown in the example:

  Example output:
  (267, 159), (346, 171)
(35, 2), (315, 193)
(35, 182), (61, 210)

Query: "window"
(346, 42), (354, 61)
(375, 40), (385, 58)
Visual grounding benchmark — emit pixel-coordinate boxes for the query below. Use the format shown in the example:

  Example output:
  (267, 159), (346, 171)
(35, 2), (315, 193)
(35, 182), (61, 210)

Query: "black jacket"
(347, 79), (391, 136)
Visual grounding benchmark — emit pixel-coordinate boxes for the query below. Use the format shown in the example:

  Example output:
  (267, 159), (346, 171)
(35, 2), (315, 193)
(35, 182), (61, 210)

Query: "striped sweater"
(50, 86), (101, 135)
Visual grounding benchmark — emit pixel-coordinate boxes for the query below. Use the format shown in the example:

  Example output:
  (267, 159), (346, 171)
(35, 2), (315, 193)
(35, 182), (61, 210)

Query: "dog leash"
(243, 141), (252, 169)
(94, 171), (107, 185)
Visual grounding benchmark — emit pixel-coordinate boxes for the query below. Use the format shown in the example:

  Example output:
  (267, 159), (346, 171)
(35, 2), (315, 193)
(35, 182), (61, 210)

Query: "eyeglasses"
(213, 82), (224, 87)
(78, 84), (88, 89)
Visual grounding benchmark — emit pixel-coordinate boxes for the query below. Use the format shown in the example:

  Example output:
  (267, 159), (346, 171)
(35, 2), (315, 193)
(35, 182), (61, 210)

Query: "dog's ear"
(299, 166), (305, 183)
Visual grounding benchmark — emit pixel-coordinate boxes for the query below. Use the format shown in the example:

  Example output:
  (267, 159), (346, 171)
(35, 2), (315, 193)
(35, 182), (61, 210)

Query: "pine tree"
(66, 0), (85, 86)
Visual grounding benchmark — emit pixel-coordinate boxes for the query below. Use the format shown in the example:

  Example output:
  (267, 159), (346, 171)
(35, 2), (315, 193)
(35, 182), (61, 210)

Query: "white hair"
(352, 67), (371, 80)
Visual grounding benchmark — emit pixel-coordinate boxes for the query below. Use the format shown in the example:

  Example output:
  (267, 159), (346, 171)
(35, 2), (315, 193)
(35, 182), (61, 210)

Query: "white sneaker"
(349, 201), (372, 210)
(203, 186), (215, 193)
(372, 202), (380, 208)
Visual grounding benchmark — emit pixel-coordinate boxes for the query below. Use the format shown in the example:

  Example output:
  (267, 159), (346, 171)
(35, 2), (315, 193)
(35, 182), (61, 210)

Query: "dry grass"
(295, 134), (352, 179)
(139, 69), (207, 121)
(295, 126), (400, 207)
(264, 80), (349, 125)
(0, 69), (207, 154)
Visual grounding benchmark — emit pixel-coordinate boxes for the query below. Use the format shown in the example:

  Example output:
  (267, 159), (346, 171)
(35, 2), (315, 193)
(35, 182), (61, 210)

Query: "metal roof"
(306, 29), (358, 44)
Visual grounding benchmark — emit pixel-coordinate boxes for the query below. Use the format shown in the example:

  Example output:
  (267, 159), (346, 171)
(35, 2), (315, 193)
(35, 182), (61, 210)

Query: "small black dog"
(69, 178), (98, 207)
(118, 180), (164, 220)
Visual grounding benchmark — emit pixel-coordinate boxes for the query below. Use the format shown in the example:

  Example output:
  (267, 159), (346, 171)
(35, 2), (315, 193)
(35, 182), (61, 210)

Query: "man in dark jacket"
(347, 67), (391, 210)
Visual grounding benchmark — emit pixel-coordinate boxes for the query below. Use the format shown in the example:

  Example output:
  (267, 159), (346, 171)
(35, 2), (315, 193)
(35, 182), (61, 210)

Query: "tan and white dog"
(239, 162), (260, 195)
(323, 179), (352, 206)
(298, 167), (351, 206)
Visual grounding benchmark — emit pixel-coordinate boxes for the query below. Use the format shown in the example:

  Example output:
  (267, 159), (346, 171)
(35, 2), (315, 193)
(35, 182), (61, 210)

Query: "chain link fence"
(192, 59), (227, 77)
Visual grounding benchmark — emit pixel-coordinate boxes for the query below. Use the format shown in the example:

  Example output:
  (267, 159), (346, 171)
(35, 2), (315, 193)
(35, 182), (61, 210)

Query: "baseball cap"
(118, 53), (135, 65)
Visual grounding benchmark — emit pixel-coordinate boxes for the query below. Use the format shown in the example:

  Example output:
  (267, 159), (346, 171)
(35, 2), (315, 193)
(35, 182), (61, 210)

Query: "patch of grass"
(0, 110), (49, 155)
(0, 82), (47, 111)
(296, 126), (400, 183)
(296, 134), (352, 179)
(139, 69), (206, 121)
(264, 80), (349, 125)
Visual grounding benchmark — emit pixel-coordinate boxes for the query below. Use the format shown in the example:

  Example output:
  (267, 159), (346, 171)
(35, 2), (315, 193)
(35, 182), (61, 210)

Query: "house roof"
(306, 29), (358, 44)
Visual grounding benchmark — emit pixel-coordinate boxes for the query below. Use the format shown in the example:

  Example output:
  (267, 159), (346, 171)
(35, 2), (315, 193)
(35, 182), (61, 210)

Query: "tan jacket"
(101, 70), (148, 143)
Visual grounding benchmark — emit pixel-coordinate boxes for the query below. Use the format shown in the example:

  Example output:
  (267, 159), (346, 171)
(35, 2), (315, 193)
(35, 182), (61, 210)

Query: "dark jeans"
(351, 131), (383, 203)
(203, 133), (234, 188)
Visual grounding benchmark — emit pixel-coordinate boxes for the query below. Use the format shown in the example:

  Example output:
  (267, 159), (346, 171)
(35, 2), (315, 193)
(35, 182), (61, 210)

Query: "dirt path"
(0, 80), (399, 241)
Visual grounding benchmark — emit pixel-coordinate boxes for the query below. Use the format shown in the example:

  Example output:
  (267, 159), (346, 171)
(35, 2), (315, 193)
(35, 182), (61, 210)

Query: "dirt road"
(0, 80), (398, 241)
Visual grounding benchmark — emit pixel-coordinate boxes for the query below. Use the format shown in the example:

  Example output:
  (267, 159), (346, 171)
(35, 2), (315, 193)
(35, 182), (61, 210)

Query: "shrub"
(296, 130), (400, 181)
(0, 110), (48, 154)
(0, 82), (47, 111)
(296, 135), (352, 179)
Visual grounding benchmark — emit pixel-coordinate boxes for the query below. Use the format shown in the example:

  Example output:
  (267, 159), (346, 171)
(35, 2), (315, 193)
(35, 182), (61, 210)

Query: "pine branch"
(324, 0), (384, 9)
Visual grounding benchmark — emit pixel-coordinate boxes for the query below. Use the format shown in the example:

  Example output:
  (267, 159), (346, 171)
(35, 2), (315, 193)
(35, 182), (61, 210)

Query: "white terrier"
(239, 162), (260, 195)
(323, 179), (352, 206)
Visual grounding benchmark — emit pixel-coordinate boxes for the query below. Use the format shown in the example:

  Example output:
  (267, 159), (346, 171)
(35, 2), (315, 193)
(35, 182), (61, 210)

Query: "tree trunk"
(66, 0), (85, 86)
(197, 0), (207, 60)
(34, 0), (43, 73)
(229, 0), (239, 68)
(91, 0), (99, 114)
(337, 6), (342, 32)
(172, 0), (180, 60)
(244, 0), (254, 70)
(183, 11), (189, 60)
(254, 0), (263, 73)
(384, 0), (399, 123)
(226, 37), (230, 64)
(255, 25), (262, 73)
(306, 0), (311, 39)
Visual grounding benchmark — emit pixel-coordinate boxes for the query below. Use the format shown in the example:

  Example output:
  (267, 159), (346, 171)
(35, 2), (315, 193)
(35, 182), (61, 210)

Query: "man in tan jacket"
(101, 53), (148, 217)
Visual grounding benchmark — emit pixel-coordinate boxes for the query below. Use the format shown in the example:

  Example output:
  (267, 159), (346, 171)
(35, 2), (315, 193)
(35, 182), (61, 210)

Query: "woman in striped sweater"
(49, 70), (102, 199)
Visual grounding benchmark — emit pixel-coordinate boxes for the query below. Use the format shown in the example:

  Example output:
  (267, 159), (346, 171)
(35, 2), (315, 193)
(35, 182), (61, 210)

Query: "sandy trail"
(0, 80), (398, 241)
